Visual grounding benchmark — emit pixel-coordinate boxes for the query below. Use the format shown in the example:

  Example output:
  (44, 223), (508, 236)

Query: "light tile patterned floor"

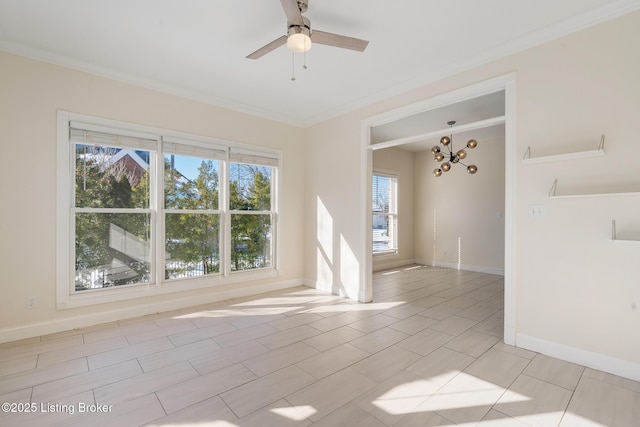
(0, 265), (639, 426)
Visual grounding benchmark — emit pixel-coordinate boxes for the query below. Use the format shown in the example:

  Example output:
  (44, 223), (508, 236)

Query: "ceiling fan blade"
(280, 0), (303, 26)
(311, 30), (369, 52)
(246, 35), (287, 59)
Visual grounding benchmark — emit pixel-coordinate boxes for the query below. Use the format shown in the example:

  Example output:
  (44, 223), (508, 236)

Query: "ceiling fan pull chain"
(303, 37), (308, 69)
(291, 51), (296, 81)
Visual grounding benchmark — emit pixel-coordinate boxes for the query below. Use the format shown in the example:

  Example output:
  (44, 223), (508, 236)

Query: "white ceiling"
(1, 0), (638, 127)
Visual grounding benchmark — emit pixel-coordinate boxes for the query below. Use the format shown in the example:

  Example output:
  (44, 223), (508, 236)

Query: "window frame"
(161, 137), (227, 282)
(372, 171), (398, 255)
(70, 126), (159, 294)
(227, 155), (277, 273)
(56, 111), (281, 309)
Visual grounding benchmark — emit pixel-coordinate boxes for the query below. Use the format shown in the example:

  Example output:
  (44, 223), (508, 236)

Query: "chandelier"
(432, 121), (478, 177)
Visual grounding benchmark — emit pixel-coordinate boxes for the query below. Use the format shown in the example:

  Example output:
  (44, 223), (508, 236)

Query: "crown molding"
(1, 0), (639, 128)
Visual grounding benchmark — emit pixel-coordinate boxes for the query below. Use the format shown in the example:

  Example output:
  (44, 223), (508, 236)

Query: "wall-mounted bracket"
(548, 179), (558, 197)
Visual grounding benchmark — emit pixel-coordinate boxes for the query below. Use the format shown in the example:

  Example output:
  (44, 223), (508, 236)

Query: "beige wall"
(414, 129), (505, 273)
(512, 12), (640, 371)
(303, 114), (363, 299)
(0, 52), (305, 339)
(372, 147), (415, 271)
(304, 11), (640, 378)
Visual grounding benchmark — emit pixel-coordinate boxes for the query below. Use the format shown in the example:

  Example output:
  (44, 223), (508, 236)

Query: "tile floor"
(0, 265), (638, 426)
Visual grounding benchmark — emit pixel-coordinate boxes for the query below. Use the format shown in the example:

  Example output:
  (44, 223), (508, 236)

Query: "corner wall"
(304, 11), (640, 380)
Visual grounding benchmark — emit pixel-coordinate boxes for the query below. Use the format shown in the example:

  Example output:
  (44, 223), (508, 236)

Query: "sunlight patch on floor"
(414, 372), (530, 421)
(371, 379), (438, 415)
(269, 405), (317, 421)
(173, 306), (297, 319)
(303, 301), (406, 313)
(372, 372), (530, 419)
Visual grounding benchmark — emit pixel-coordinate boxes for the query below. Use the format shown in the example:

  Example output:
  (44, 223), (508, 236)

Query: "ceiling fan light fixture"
(287, 28), (312, 53)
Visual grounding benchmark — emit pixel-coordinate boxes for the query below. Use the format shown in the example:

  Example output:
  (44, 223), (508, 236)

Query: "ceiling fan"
(246, 0), (369, 59)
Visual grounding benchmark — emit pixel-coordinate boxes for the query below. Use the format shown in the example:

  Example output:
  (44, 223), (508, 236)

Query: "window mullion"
(221, 152), (230, 277)
(69, 139), (77, 295)
(228, 210), (272, 215)
(271, 211), (277, 271)
(154, 138), (164, 287)
(164, 209), (220, 215)
(68, 206), (76, 295)
(74, 207), (153, 214)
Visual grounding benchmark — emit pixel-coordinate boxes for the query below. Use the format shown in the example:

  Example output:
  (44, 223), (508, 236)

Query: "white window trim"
(56, 111), (281, 309)
(372, 170), (398, 255)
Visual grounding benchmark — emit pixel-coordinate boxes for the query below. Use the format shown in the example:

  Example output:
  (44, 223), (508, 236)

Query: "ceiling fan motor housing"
(288, 16), (311, 35)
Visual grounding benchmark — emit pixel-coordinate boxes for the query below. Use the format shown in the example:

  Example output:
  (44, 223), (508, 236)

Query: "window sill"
(373, 250), (398, 257)
(57, 268), (279, 309)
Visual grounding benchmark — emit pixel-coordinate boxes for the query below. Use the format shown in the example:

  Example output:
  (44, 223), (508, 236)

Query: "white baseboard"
(0, 279), (305, 344)
(303, 278), (359, 300)
(372, 258), (505, 276)
(416, 259), (505, 276)
(372, 258), (417, 272)
(503, 325), (516, 346)
(517, 333), (640, 382)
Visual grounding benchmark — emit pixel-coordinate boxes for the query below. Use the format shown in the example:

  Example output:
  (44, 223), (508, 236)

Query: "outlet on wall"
(26, 296), (37, 309)
(528, 204), (545, 219)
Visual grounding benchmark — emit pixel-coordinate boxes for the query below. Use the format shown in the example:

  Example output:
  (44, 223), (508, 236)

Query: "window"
(372, 173), (398, 254)
(72, 128), (156, 291)
(163, 140), (227, 280)
(229, 151), (276, 272)
(57, 113), (280, 307)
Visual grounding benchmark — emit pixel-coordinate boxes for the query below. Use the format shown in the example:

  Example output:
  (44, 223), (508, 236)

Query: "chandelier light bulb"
(457, 149), (467, 159)
(467, 139), (478, 149)
(433, 168), (443, 177)
(435, 152), (445, 162)
(441, 162), (451, 172)
(440, 136), (451, 146)
(431, 146), (441, 154)
(467, 165), (478, 174)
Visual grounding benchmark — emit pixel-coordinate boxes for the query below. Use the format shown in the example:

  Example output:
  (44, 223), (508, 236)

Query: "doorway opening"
(360, 74), (517, 344)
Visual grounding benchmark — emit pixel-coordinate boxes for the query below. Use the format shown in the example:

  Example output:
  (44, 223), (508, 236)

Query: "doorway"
(360, 74), (517, 345)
